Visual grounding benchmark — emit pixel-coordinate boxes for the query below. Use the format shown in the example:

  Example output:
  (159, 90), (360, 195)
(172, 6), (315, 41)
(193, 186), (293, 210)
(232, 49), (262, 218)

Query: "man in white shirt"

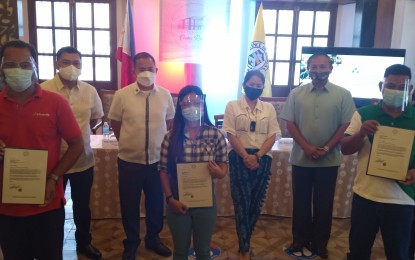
(108, 52), (175, 260)
(41, 46), (104, 260)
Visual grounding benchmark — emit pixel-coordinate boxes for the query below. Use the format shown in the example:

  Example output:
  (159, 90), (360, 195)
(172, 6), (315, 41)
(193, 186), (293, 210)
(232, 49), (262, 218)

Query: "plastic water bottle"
(103, 121), (110, 140)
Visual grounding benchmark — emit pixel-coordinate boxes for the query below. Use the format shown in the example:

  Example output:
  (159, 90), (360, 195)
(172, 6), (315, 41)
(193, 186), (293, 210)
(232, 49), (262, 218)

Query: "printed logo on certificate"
(367, 126), (414, 181)
(2, 147), (48, 204)
(176, 162), (213, 208)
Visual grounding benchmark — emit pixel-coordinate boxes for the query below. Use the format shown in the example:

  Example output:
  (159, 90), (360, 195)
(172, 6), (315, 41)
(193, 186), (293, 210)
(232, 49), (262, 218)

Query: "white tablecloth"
(89, 135), (357, 219)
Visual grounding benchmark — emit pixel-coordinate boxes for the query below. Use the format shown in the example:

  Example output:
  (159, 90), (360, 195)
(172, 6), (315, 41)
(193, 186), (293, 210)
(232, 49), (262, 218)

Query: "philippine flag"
(116, 0), (136, 88)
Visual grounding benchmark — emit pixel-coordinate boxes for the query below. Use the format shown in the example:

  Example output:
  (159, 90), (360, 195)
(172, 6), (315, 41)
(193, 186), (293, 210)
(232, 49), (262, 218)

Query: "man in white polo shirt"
(108, 52), (175, 260)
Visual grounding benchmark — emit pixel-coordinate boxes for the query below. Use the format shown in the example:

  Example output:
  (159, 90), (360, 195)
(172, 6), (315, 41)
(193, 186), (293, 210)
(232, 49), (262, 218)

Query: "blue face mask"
(382, 88), (405, 108)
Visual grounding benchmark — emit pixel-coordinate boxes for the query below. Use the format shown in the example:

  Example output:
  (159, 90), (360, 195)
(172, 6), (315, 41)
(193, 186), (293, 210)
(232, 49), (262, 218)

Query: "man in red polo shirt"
(0, 40), (83, 260)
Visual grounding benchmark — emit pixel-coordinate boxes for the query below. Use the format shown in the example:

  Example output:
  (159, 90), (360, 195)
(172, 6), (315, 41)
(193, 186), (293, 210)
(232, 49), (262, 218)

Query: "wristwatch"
(323, 146), (330, 152)
(254, 153), (261, 162)
(47, 174), (60, 185)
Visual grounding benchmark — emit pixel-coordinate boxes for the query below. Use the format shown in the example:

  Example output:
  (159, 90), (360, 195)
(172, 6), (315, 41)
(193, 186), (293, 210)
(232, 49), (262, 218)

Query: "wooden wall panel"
(0, 0), (19, 45)
(374, 0), (395, 48)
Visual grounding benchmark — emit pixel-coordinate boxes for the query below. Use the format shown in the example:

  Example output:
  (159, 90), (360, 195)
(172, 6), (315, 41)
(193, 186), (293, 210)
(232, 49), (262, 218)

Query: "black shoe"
(317, 247), (329, 259)
(145, 242), (172, 257)
(76, 244), (102, 259)
(288, 243), (303, 253)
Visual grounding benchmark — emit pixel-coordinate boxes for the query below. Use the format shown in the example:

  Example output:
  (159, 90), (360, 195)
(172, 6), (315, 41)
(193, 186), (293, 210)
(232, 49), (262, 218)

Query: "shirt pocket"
(258, 116), (269, 135)
(235, 114), (249, 132)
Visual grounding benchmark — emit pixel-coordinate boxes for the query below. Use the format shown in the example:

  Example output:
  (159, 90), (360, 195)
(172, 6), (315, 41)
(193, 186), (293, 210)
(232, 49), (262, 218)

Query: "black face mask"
(244, 86), (263, 100)
(309, 71), (330, 83)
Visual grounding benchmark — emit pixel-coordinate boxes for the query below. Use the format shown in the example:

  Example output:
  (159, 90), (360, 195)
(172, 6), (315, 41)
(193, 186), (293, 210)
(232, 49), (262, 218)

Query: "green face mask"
(382, 88), (405, 108)
(3, 68), (33, 92)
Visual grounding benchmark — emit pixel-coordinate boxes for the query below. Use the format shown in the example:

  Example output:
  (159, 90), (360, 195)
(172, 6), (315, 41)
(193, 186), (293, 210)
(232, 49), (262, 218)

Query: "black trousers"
(0, 207), (65, 260)
(117, 159), (164, 256)
(410, 207), (415, 260)
(348, 194), (413, 260)
(291, 165), (338, 250)
(64, 167), (94, 246)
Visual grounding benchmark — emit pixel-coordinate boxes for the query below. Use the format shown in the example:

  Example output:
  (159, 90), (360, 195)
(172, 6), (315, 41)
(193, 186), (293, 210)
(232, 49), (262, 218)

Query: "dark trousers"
(0, 207), (65, 260)
(291, 165), (338, 250)
(63, 167), (94, 246)
(348, 194), (414, 260)
(410, 207), (415, 260)
(118, 159), (164, 255)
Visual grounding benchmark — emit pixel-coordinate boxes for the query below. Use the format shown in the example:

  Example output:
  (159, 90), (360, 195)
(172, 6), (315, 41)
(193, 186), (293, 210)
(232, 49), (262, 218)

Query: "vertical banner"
(246, 3), (272, 97)
(116, 0), (136, 88)
(160, 0), (230, 63)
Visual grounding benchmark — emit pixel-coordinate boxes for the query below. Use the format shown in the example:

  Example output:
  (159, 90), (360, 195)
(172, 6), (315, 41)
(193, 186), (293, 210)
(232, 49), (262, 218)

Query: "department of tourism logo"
(247, 41), (269, 72)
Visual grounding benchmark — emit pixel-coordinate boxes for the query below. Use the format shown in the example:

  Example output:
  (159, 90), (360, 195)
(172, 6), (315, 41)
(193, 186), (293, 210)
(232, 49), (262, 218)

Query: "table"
(89, 135), (357, 219)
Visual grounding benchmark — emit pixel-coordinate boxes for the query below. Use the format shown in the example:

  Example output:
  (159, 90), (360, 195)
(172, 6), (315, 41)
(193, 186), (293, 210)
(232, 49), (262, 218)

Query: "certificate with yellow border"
(2, 147), (48, 204)
(176, 162), (213, 208)
(367, 126), (414, 181)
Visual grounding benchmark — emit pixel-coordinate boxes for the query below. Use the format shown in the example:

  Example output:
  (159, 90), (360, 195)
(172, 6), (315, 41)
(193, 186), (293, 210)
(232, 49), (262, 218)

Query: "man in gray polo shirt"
(280, 53), (355, 258)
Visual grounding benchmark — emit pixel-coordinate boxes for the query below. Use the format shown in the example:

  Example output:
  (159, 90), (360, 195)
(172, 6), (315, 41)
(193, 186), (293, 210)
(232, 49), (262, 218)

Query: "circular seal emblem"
(247, 41), (269, 72)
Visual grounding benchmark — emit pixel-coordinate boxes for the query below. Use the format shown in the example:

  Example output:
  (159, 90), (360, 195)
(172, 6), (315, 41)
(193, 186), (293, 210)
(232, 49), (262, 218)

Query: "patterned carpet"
(62, 201), (387, 260)
(0, 194), (386, 260)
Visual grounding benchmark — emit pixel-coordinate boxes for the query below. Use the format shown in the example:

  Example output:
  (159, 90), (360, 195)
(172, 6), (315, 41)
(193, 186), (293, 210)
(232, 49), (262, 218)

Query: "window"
(261, 2), (337, 96)
(27, 0), (117, 90)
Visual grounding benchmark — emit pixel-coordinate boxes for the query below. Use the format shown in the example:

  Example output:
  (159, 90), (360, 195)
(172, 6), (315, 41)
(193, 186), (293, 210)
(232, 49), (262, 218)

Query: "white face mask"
(59, 65), (82, 81)
(3, 68), (33, 92)
(136, 71), (156, 87)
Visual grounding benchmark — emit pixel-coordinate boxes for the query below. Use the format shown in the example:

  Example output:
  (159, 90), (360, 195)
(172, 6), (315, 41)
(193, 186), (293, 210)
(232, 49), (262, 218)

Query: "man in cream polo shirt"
(108, 52), (175, 260)
(41, 46), (104, 259)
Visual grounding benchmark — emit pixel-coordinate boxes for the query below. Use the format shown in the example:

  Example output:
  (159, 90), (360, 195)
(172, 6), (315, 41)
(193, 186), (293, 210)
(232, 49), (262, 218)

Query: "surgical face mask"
(136, 71), (156, 87)
(59, 65), (82, 81)
(244, 86), (263, 100)
(3, 68), (33, 92)
(182, 106), (203, 122)
(383, 88), (405, 108)
(309, 71), (330, 83)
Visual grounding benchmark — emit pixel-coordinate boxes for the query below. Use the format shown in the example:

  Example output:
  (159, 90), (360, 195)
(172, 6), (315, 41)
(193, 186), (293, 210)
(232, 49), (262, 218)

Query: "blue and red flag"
(116, 0), (136, 88)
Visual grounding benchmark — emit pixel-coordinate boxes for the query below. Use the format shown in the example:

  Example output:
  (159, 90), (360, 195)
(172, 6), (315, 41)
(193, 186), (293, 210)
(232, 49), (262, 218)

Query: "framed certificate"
(367, 126), (415, 181)
(2, 147), (48, 204)
(176, 162), (213, 208)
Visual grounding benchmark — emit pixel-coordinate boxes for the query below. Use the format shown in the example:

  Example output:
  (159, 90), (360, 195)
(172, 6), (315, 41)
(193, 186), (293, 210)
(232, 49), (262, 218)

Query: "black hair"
(306, 53), (333, 70)
(56, 46), (82, 60)
(0, 40), (38, 63)
(243, 70), (265, 85)
(133, 52), (156, 67)
(384, 64), (412, 80)
(167, 85), (213, 177)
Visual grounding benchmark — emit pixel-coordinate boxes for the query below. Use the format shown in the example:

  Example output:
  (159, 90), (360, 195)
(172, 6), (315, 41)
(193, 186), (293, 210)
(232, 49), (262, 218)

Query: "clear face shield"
(180, 93), (205, 126)
(402, 79), (411, 111)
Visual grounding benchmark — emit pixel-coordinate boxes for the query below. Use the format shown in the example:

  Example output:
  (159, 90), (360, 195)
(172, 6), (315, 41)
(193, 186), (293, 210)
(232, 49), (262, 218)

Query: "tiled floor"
(0, 186), (387, 260)
(62, 188), (388, 260)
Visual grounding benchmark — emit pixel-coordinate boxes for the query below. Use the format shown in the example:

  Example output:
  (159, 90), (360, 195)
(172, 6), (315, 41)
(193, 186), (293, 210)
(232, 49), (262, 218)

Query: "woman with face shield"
(222, 70), (281, 260)
(158, 85), (228, 260)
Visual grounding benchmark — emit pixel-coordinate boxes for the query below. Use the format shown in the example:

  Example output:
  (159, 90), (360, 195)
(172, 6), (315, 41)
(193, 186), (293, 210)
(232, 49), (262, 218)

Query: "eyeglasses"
(1, 61), (34, 70)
